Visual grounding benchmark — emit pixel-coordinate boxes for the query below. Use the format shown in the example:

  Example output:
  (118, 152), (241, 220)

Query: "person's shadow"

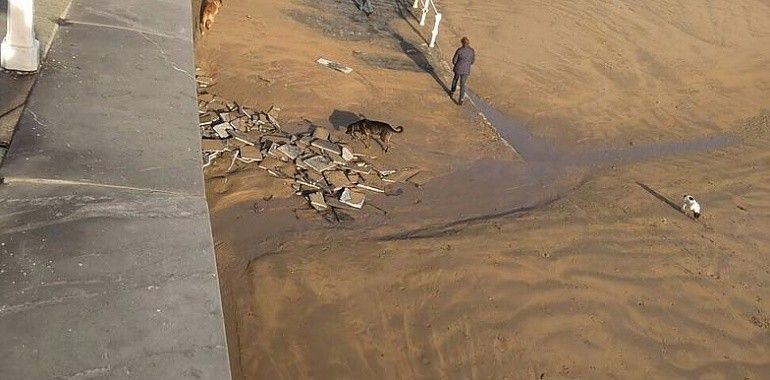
(392, 33), (450, 94)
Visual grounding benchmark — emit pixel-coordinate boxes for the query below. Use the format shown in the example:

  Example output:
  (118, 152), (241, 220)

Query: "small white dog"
(682, 195), (701, 219)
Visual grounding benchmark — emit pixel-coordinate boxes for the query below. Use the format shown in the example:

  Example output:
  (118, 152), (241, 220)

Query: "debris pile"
(196, 72), (416, 214)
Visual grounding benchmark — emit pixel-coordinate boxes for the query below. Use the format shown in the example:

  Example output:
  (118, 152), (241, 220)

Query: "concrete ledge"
(0, 0), (231, 378)
(0, 184), (230, 379)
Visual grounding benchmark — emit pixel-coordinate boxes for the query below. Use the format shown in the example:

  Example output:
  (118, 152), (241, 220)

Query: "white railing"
(412, 0), (442, 48)
(1, 0), (40, 72)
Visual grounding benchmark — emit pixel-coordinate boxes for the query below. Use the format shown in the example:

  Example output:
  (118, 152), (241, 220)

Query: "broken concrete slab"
(307, 191), (328, 210)
(311, 139), (342, 155)
(340, 188), (365, 209)
(304, 155), (335, 173)
(326, 152), (347, 165)
(258, 156), (283, 170)
(212, 123), (232, 139)
(199, 112), (217, 124)
(316, 57), (353, 74)
(266, 141), (282, 158)
(312, 126), (331, 140)
(340, 145), (354, 161)
(324, 170), (352, 191)
(201, 139), (226, 152)
(239, 145), (263, 162)
(218, 112), (232, 122)
(230, 117), (249, 132)
(294, 156), (310, 170)
(277, 144), (301, 160)
(356, 173), (386, 193)
(296, 136), (313, 149)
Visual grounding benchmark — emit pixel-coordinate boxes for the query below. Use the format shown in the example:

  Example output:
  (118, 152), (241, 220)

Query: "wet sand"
(196, 0), (770, 378)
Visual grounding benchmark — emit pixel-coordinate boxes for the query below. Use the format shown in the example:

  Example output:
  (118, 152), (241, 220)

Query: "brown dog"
(200, 0), (223, 35)
(345, 118), (404, 152)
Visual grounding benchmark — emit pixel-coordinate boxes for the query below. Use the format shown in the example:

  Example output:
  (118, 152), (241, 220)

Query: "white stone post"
(1, 0), (40, 72)
(413, 0), (420, 9)
(420, 0), (430, 26)
(430, 13), (442, 48)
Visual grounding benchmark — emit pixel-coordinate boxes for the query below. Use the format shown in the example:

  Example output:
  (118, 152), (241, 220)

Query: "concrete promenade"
(0, 0), (232, 379)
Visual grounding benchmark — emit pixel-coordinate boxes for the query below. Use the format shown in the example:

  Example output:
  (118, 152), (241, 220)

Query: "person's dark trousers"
(451, 73), (468, 104)
(358, 0), (373, 14)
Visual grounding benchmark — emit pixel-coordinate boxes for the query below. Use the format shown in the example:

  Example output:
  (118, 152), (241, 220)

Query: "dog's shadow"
(328, 109), (363, 131)
(636, 182), (684, 215)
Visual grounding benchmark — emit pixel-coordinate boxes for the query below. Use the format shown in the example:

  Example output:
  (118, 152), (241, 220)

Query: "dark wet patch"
(285, 9), (392, 41)
(285, 0), (405, 41)
(467, 90), (739, 167)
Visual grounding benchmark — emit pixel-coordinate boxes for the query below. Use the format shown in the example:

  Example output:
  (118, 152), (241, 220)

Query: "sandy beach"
(196, 0), (770, 378)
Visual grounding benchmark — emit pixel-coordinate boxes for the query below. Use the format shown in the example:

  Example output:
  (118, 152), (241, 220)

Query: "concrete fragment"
(324, 170), (352, 191)
(339, 188), (365, 209)
(307, 192), (328, 210)
(266, 142), (282, 157)
(296, 136), (313, 149)
(239, 145), (263, 162)
(312, 127), (331, 140)
(346, 171), (361, 184)
(311, 139), (342, 155)
(340, 146), (354, 161)
(230, 118), (249, 132)
(326, 152), (347, 165)
(356, 174), (385, 193)
(218, 112), (232, 122)
(277, 144), (301, 160)
(295, 156), (310, 170)
(212, 123), (232, 139)
(199, 112), (217, 124)
(304, 155), (335, 173)
(201, 139), (226, 152)
(258, 156), (283, 170)
(316, 58), (353, 74)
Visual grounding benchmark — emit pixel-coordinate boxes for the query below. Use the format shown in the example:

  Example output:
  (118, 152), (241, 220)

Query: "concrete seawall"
(0, 0), (231, 378)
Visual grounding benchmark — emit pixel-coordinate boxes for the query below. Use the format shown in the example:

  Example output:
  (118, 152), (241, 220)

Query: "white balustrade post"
(1, 0), (40, 72)
(420, 0), (430, 26)
(413, 0), (420, 9)
(430, 13), (442, 48)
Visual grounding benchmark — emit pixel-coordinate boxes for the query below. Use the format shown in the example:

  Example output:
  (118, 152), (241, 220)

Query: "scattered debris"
(316, 57), (353, 74)
(196, 69), (416, 216)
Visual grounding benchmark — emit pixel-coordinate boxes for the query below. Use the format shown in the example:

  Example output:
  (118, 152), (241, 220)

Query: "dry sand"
(196, 0), (770, 378)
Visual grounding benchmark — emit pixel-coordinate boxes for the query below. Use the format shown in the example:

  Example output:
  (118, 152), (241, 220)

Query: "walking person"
(357, 0), (374, 17)
(450, 37), (475, 105)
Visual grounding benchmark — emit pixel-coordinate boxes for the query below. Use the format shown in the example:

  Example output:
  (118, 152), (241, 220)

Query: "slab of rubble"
(196, 70), (419, 216)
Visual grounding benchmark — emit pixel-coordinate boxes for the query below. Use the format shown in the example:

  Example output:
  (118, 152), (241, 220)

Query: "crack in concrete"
(139, 32), (194, 81)
(60, 365), (111, 379)
(27, 109), (48, 128)
(0, 292), (100, 315)
(2, 177), (199, 197)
